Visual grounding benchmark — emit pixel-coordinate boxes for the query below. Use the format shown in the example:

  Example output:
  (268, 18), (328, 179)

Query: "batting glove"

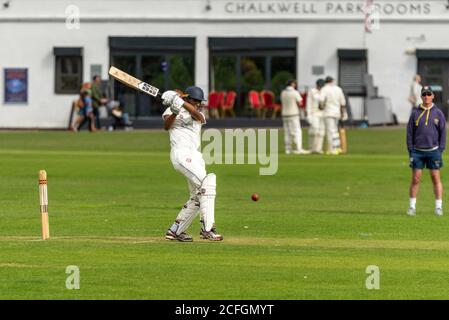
(161, 90), (179, 107)
(169, 95), (185, 115)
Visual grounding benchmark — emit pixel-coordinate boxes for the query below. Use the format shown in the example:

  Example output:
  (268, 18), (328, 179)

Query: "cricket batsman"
(161, 86), (223, 241)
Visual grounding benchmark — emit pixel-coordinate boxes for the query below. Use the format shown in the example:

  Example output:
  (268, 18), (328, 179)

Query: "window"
(338, 49), (367, 96)
(209, 37), (296, 112)
(109, 37), (195, 117)
(54, 48), (83, 94)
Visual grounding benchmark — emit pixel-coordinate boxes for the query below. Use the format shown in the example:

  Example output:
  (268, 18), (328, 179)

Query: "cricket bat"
(108, 66), (162, 99)
(339, 127), (347, 154)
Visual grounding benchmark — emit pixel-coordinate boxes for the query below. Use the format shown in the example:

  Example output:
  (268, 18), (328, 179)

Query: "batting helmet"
(185, 86), (206, 102)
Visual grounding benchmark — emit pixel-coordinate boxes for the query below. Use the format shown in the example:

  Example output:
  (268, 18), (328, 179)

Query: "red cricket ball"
(251, 193), (259, 202)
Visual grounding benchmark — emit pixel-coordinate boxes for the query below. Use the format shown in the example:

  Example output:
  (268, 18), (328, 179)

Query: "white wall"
(0, 0), (448, 127)
(365, 22), (443, 123)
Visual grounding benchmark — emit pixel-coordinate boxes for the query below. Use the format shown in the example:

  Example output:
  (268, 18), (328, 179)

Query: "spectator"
(71, 85), (96, 132)
(91, 75), (108, 129)
(107, 98), (133, 131)
(406, 86), (446, 216)
(408, 74), (423, 110)
(319, 76), (346, 155)
(307, 79), (325, 154)
(280, 79), (310, 155)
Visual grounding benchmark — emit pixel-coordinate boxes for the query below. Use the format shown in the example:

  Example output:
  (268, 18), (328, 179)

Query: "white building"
(0, 0), (449, 128)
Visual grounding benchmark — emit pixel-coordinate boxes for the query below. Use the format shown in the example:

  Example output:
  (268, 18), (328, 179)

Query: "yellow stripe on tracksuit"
(415, 104), (433, 127)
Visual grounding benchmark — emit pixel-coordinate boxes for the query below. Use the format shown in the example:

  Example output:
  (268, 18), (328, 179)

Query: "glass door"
(141, 55), (166, 117)
(240, 56), (265, 109)
(211, 56), (237, 92)
(112, 55), (137, 117)
(271, 56), (295, 101)
(168, 55), (195, 91)
(419, 60), (449, 117)
(112, 53), (195, 118)
(140, 54), (195, 116)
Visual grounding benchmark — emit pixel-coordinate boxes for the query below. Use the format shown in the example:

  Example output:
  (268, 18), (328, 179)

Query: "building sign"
(224, 1), (432, 16)
(4, 68), (28, 104)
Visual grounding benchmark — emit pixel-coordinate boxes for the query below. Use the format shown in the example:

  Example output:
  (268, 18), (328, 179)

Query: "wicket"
(39, 170), (50, 240)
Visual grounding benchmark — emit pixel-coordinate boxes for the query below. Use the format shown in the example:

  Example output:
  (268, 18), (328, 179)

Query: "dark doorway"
(418, 59), (449, 118)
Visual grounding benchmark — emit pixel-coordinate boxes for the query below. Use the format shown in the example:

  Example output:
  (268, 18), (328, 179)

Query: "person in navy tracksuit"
(406, 86), (446, 216)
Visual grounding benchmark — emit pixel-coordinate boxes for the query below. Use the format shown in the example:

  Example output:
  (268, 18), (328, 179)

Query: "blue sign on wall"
(4, 68), (28, 104)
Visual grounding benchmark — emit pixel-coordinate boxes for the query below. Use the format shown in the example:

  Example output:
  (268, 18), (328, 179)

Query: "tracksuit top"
(407, 104), (446, 152)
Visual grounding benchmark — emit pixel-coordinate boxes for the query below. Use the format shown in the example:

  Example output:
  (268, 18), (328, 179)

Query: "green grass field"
(1, 127), (449, 300)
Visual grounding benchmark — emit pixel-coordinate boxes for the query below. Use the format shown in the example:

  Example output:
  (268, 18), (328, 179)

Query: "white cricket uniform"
(280, 86), (303, 153)
(410, 82), (423, 109)
(163, 107), (206, 190)
(319, 83), (346, 153)
(163, 107), (216, 234)
(306, 87), (325, 153)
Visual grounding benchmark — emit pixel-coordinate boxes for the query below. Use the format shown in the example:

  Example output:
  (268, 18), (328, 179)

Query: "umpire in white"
(280, 79), (310, 155)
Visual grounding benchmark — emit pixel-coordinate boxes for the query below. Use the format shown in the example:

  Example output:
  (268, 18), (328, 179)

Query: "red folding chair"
(221, 91), (236, 118)
(216, 91), (225, 116)
(206, 91), (221, 119)
(261, 90), (281, 119)
(248, 90), (263, 118)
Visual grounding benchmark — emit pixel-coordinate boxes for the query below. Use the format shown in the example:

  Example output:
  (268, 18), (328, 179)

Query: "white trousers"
(324, 117), (341, 152)
(170, 148), (213, 234)
(171, 148), (206, 195)
(283, 115), (302, 152)
(308, 115), (325, 153)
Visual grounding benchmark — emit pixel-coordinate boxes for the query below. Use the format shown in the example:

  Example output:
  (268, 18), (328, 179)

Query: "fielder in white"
(408, 74), (423, 110)
(319, 76), (346, 155)
(306, 79), (326, 154)
(161, 86), (223, 242)
(280, 80), (310, 155)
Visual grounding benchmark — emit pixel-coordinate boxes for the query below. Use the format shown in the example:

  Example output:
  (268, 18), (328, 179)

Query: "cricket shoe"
(165, 229), (193, 242)
(200, 227), (224, 241)
(406, 207), (416, 216)
(435, 208), (443, 216)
